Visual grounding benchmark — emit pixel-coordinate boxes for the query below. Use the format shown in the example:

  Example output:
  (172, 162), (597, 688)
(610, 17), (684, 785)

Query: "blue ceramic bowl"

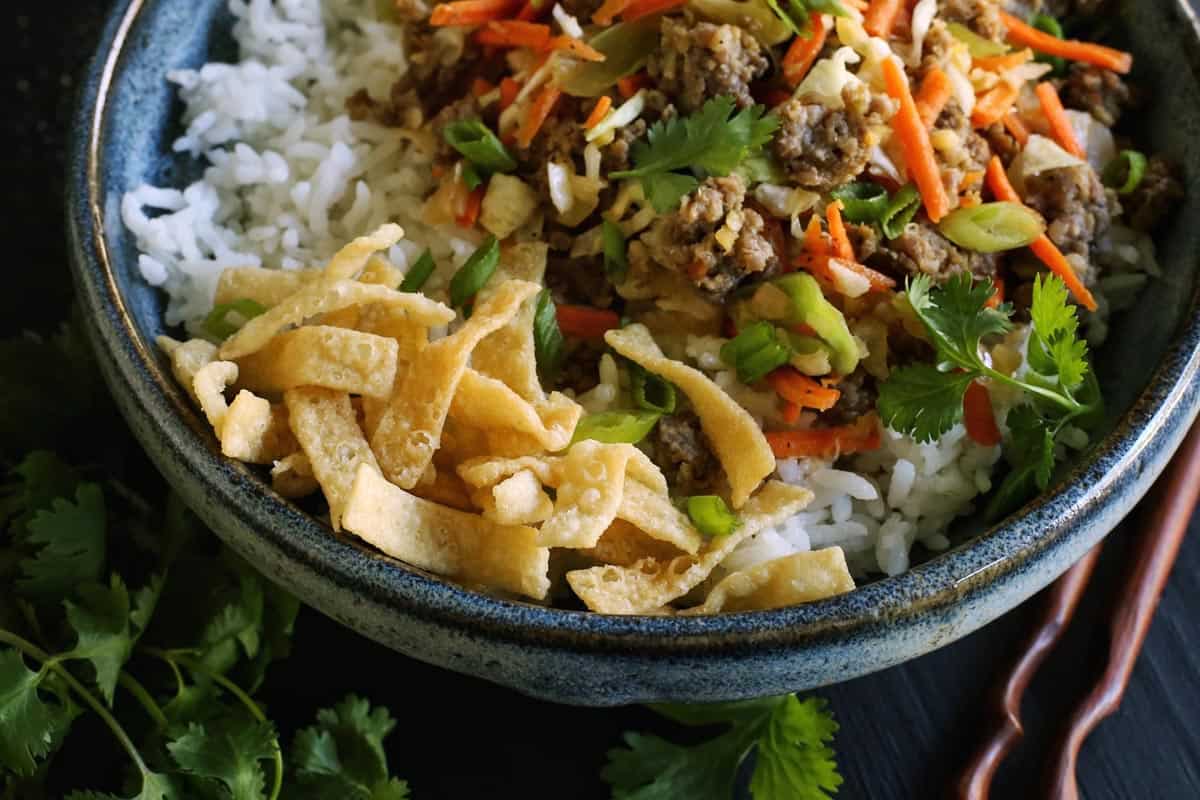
(68, 0), (1200, 705)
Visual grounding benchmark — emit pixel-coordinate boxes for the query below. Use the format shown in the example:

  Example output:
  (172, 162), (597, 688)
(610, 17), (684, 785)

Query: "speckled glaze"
(67, 0), (1200, 705)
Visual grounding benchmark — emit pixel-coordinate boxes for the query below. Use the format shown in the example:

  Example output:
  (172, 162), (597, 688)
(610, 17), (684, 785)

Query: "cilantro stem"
(144, 647), (284, 800)
(0, 629), (155, 784)
(981, 366), (1084, 414)
(118, 670), (169, 729)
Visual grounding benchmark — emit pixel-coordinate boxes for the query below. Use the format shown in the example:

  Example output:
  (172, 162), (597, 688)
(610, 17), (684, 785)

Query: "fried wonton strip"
(605, 324), (775, 509)
(474, 469), (556, 526)
(322, 224), (405, 282)
(537, 441), (636, 549)
(582, 520), (686, 568)
(617, 480), (702, 555)
(408, 468), (476, 512)
(271, 453), (319, 499)
(192, 361), (240, 432)
(449, 370), (581, 453)
(342, 464), (551, 600)
(220, 392), (298, 463)
(566, 481), (814, 614)
(284, 387), (381, 530)
(683, 548), (855, 614)
(358, 255), (406, 287)
(456, 455), (562, 489)
(470, 242), (549, 402)
(234, 326), (400, 400)
(214, 268), (318, 308)
(370, 279), (540, 489)
(159, 337), (218, 406)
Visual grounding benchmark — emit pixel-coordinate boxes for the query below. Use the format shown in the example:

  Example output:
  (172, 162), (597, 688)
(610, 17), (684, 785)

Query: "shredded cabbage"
(905, 0), (938, 65)
(835, 16), (894, 90)
(547, 162), (574, 214)
(1007, 134), (1085, 194)
(1066, 109), (1117, 173)
(795, 47), (863, 108)
(585, 89), (646, 143)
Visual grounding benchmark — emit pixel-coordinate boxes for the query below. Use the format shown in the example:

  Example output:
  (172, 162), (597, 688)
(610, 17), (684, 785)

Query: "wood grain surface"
(8, 3), (1198, 797)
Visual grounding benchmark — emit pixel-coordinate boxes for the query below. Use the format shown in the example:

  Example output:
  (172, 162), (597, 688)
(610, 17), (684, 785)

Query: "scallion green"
(571, 410), (662, 444)
(533, 289), (566, 384)
(443, 120), (517, 174)
(449, 235), (500, 308)
(720, 321), (793, 384)
(204, 299), (267, 340)
(399, 249), (436, 293)
(686, 495), (739, 537)
(1102, 150), (1147, 195)
(630, 363), (676, 414)
(830, 182), (890, 223)
(880, 184), (921, 239)
(938, 202), (1046, 253)
(602, 219), (628, 282)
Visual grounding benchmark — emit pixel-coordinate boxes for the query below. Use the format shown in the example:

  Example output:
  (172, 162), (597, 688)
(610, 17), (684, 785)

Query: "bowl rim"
(67, 0), (1200, 653)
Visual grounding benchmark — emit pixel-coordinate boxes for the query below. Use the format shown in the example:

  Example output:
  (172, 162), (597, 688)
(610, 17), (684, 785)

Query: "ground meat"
(822, 371), (878, 427)
(937, 0), (1005, 41)
(1040, 0), (1111, 16)
(640, 175), (780, 301)
(1022, 164), (1112, 257)
(1122, 156), (1185, 233)
(429, 94), (483, 157)
(649, 412), (720, 496)
(931, 100), (990, 197)
(556, 339), (607, 395)
(545, 254), (616, 309)
(398, 27), (485, 120)
(1058, 63), (1133, 127)
(919, 22), (959, 75)
(557, 0), (605, 19)
(981, 120), (1021, 165)
(645, 17), (768, 113)
(772, 83), (875, 192)
(855, 220), (999, 281)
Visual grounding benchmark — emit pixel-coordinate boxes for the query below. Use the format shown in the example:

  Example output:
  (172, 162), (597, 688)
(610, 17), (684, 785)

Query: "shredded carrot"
(431, 164), (446, 179)
(971, 81), (1021, 128)
(475, 20), (552, 48)
(621, 0), (687, 22)
(547, 35), (606, 62)
(499, 77), (521, 110)
(766, 415), (883, 460)
(826, 200), (855, 261)
(1035, 81), (1085, 158)
(794, 215), (895, 292)
(864, 0), (905, 38)
(914, 66), (952, 128)
(781, 13), (827, 87)
(961, 170), (985, 189)
(767, 368), (842, 412)
(471, 77), (495, 97)
(840, 259), (897, 292)
(617, 72), (650, 99)
(963, 381), (1002, 446)
(781, 400), (803, 425)
(516, 0), (549, 19)
(1002, 112), (1031, 145)
(843, 0), (869, 10)
(591, 0), (631, 23)
(456, 183), (485, 229)
(985, 156), (1097, 310)
(556, 305), (621, 338)
(516, 84), (561, 148)
(430, 0), (523, 26)
(584, 96), (613, 129)
(985, 275), (1005, 309)
(882, 58), (950, 223)
(973, 49), (1034, 73)
(803, 214), (827, 259)
(1000, 11), (1132, 74)
(959, 194), (982, 207)
(686, 258), (708, 282)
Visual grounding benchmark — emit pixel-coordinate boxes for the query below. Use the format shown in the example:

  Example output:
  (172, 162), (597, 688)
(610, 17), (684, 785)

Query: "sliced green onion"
(443, 120), (517, 174)
(938, 202), (1045, 253)
(204, 299), (267, 340)
(772, 274), (860, 376)
(399, 249), (436, 293)
(880, 184), (921, 240)
(533, 289), (565, 384)
(602, 219), (628, 282)
(449, 235), (500, 308)
(946, 22), (1010, 57)
(1102, 150), (1147, 195)
(686, 495), (739, 537)
(805, 0), (848, 17)
(831, 182), (890, 223)
(1031, 14), (1067, 75)
(461, 162), (483, 191)
(558, 19), (660, 97)
(630, 363), (676, 414)
(571, 410), (661, 444)
(720, 321), (793, 384)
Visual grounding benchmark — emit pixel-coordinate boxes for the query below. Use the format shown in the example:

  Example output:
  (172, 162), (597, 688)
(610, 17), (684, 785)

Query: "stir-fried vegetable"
(767, 367), (841, 411)
(572, 410), (662, 443)
(1000, 11), (1132, 73)
(1031, 13), (1068, 75)
(830, 182), (889, 224)
(721, 321), (794, 384)
(1035, 82), (1085, 159)
(630, 363), (677, 414)
(1103, 150), (1148, 195)
(938, 202), (1045, 253)
(780, 12), (828, 85)
(773, 274), (860, 375)
(882, 58), (950, 223)
(449, 235), (500, 307)
(556, 305), (621, 338)
(686, 495), (740, 536)
(880, 185), (921, 239)
(765, 415), (882, 459)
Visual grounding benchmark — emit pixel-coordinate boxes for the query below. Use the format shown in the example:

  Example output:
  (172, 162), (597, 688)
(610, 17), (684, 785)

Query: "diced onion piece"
(796, 46), (863, 108)
(547, 161), (574, 214)
(584, 89), (645, 143)
(937, 201), (1045, 253)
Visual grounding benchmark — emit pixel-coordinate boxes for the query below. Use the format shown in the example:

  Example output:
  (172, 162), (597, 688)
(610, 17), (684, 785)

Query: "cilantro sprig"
(603, 695), (842, 799)
(878, 273), (1101, 518)
(610, 97), (779, 213)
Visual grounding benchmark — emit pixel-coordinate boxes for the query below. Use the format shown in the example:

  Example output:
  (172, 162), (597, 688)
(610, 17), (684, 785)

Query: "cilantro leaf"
(63, 575), (161, 705)
(984, 404), (1058, 521)
(750, 696), (842, 800)
(611, 98), (779, 212)
(65, 772), (178, 800)
(0, 649), (75, 775)
(291, 695), (409, 800)
(17, 483), (106, 599)
(907, 274), (1012, 372)
(0, 451), (80, 538)
(877, 364), (974, 443)
(1027, 274), (1089, 392)
(167, 718), (278, 800)
(603, 728), (756, 800)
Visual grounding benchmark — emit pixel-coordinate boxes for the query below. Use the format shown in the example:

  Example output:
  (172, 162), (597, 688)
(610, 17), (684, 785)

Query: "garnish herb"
(721, 321), (794, 385)
(878, 274), (1100, 517)
(630, 362), (677, 414)
(602, 218), (629, 282)
(880, 184), (921, 239)
(1102, 150), (1147, 195)
(399, 249), (436, 293)
(572, 410), (662, 444)
(610, 97), (780, 212)
(449, 235), (500, 308)
(830, 182), (889, 224)
(204, 299), (267, 340)
(442, 119), (518, 175)
(686, 495), (739, 537)
(937, 202), (1046, 253)
(603, 695), (843, 799)
(533, 289), (566, 384)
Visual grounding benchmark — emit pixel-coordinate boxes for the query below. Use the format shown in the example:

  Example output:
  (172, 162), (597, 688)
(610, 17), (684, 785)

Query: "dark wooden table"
(8, 3), (1198, 797)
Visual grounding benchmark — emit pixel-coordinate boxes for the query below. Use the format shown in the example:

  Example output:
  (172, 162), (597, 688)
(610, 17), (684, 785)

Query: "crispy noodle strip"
(322, 224), (405, 282)
(214, 268), (318, 308)
(566, 481), (814, 614)
(192, 360), (239, 432)
(370, 279), (540, 489)
(470, 242), (549, 402)
(681, 548), (856, 614)
(234, 325), (400, 400)
(617, 479), (702, 555)
(457, 455), (563, 489)
(449, 370), (581, 454)
(606, 324), (775, 508)
(159, 336), (218, 407)
(473, 469), (556, 526)
(221, 392), (298, 464)
(342, 464), (551, 600)
(537, 441), (635, 548)
(284, 386), (381, 530)
(271, 453), (318, 499)
(582, 520), (686, 568)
